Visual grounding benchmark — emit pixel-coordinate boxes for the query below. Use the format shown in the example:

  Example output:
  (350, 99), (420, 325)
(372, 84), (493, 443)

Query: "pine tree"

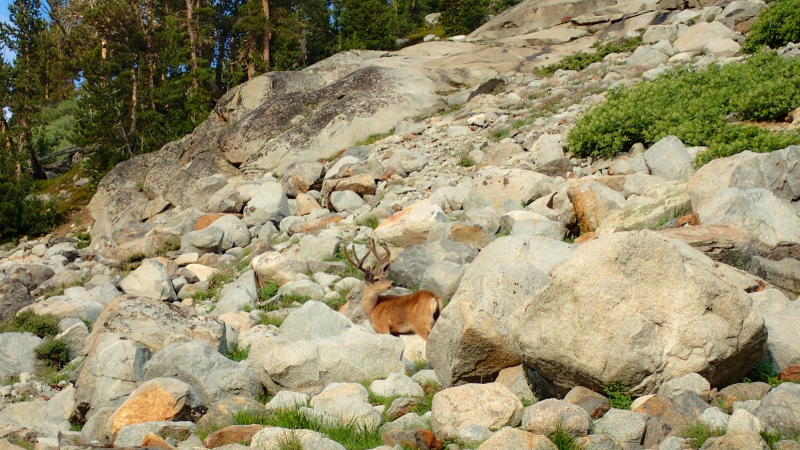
(335, 0), (398, 51)
(440, 0), (487, 36)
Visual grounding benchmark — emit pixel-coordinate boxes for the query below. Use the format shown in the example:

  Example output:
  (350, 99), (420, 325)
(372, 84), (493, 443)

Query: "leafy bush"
(0, 170), (62, 242)
(604, 383), (633, 410)
(225, 341), (251, 362)
(567, 51), (800, 164)
(35, 338), (70, 369)
(682, 421), (726, 449)
(0, 310), (60, 338)
(743, 0), (800, 53)
(536, 36), (643, 76)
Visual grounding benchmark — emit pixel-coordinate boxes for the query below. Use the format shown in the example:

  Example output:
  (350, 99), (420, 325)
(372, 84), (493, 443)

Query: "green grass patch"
(536, 36), (643, 77)
(568, 51), (800, 164)
(604, 383), (633, 410)
(682, 421), (726, 449)
(549, 424), (581, 450)
(225, 341), (251, 362)
(257, 314), (285, 327)
(74, 231), (91, 249)
(9, 437), (34, 450)
(458, 155), (475, 167)
(227, 408), (384, 450)
(743, 0), (800, 53)
(356, 217), (380, 229)
(356, 128), (395, 146)
(491, 127), (510, 141)
(0, 310), (60, 338)
(259, 282), (281, 301)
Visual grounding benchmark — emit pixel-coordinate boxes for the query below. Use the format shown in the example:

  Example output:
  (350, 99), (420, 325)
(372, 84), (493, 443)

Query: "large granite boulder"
(509, 231), (767, 396)
(427, 236), (575, 388)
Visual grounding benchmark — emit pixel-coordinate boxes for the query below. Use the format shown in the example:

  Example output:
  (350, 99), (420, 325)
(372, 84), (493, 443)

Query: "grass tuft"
(225, 340), (251, 362)
(603, 383), (633, 410)
(682, 421), (726, 449)
(549, 424), (581, 450)
(0, 310), (60, 338)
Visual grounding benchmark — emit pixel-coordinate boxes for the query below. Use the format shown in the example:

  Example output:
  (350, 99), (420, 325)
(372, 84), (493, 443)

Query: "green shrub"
(35, 338), (70, 369)
(259, 282), (281, 301)
(225, 341), (250, 362)
(682, 421), (726, 449)
(567, 51), (800, 164)
(604, 384), (633, 410)
(549, 424), (581, 450)
(743, 0), (800, 53)
(536, 36), (643, 76)
(0, 310), (60, 338)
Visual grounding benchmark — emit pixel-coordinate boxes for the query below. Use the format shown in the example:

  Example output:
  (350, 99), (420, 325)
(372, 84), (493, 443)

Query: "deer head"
(343, 239), (394, 295)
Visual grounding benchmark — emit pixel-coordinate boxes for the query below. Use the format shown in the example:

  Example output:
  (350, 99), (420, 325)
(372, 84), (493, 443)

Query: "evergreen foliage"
(742, 0), (800, 53)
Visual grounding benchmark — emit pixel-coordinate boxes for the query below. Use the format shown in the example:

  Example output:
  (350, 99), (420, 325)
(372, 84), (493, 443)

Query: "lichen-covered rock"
(431, 383), (523, 440)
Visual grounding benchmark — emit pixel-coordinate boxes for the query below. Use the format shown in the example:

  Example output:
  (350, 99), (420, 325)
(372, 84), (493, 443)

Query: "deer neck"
(360, 284), (387, 317)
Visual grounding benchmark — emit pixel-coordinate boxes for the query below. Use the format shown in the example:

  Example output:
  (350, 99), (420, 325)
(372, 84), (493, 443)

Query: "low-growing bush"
(35, 338), (70, 369)
(743, 0), (800, 53)
(567, 51), (800, 164)
(536, 36), (643, 76)
(0, 310), (60, 338)
(682, 421), (726, 449)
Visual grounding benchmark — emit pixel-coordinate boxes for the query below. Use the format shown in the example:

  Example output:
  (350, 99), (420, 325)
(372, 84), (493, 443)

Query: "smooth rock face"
(687, 146), (800, 211)
(278, 301), (353, 341)
(309, 383), (382, 429)
(697, 188), (800, 251)
(142, 341), (262, 405)
(0, 332), (41, 378)
(427, 236), (575, 388)
(673, 21), (738, 53)
(120, 259), (177, 301)
(476, 427), (558, 450)
(658, 373), (712, 401)
(594, 408), (649, 448)
(0, 280), (34, 322)
(521, 399), (592, 437)
(755, 382), (800, 435)
(509, 231), (767, 396)
(749, 289), (800, 372)
(250, 427), (345, 450)
(0, 385), (75, 438)
(388, 240), (477, 288)
(643, 136), (695, 181)
(431, 383), (523, 440)
(700, 431), (769, 450)
(465, 168), (554, 213)
(243, 189), (290, 227)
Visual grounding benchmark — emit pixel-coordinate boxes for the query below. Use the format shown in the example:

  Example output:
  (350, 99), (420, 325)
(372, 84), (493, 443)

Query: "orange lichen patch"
(574, 232), (597, 245)
(194, 213), (243, 231)
(204, 425), (266, 449)
(111, 385), (183, 435)
(300, 215), (344, 234)
(141, 433), (176, 450)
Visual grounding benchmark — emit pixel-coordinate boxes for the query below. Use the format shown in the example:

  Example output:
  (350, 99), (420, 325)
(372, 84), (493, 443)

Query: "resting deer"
(343, 239), (443, 341)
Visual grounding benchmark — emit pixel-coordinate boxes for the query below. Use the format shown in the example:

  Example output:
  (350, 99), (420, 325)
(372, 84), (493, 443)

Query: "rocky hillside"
(1, 0), (800, 449)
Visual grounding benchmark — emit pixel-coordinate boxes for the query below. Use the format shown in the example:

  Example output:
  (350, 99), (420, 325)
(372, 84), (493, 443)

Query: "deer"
(343, 239), (443, 341)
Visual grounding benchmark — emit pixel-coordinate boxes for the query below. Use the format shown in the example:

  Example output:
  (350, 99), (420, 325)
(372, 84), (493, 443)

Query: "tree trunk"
(186, 0), (199, 89)
(246, 31), (256, 80)
(130, 63), (137, 136)
(261, 0), (270, 69)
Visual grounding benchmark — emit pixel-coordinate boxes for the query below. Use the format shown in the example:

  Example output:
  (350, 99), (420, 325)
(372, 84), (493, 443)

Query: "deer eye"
(373, 277), (381, 282)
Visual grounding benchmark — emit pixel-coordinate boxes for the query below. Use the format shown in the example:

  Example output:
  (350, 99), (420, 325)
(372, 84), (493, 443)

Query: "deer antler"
(343, 243), (372, 278)
(367, 239), (392, 275)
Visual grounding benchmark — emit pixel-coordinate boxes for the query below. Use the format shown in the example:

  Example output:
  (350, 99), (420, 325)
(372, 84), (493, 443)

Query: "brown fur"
(344, 240), (443, 341)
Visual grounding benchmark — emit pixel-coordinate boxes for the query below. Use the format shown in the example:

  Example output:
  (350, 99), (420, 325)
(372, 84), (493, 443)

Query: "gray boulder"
(113, 421), (196, 448)
(297, 235), (340, 262)
(0, 332), (41, 378)
(0, 280), (33, 322)
(687, 146), (800, 212)
(750, 289), (800, 372)
(5, 264), (55, 291)
(74, 333), (152, 418)
(431, 382), (523, 440)
(278, 301), (354, 341)
(243, 189), (290, 226)
(0, 385), (75, 438)
(643, 136), (695, 181)
(521, 399), (592, 437)
(330, 190), (364, 212)
(465, 168), (554, 213)
(120, 259), (177, 301)
(209, 215), (251, 248)
(510, 218), (567, 240)
(213, 270), (258, 316)
(389, 240), (478, 288)
(509, 231), (767, 396)
(282, 162), (324, 197)
(419, 261), (466, 301)
(180, 226), (229, 255)
(697, 188), (800, 252)
(595, 409), (650, 449)
(427, 236), (575, 388)
(384, 150), (429, 174)
(628, 46), (669, 68)
(143, 341), (262, 404)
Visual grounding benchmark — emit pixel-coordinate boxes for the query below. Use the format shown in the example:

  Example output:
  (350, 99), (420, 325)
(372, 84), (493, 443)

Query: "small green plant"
(563, 235), (577, 244)
(495, 229), (511, 238)
(761, 428), (784, 448)
(356, 128), (395, 146)
(458, 155), (475, 167)
(0, 310), (60, 338)
(225, 341), (251, 362)
(753, 360), (785, 387)
(491, 127), (510, 141)
(356, 217), (380, 229)
(9, 437), (34, 450)
(74, 231), (91, 249)
(259, 282), (281, 301)
(34, 338), (70, 369)
(549, 424), (581, 450)
(682, 421), (726, 449)
(258, 314), (285, 327)
(69, 420), (83, 431)
(521, 397), (535, 408)
(276, 433), (303, 450)
(535, 36), (644, 76)
(743, 0), (800, 52)
(604, 384), (633, 410)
